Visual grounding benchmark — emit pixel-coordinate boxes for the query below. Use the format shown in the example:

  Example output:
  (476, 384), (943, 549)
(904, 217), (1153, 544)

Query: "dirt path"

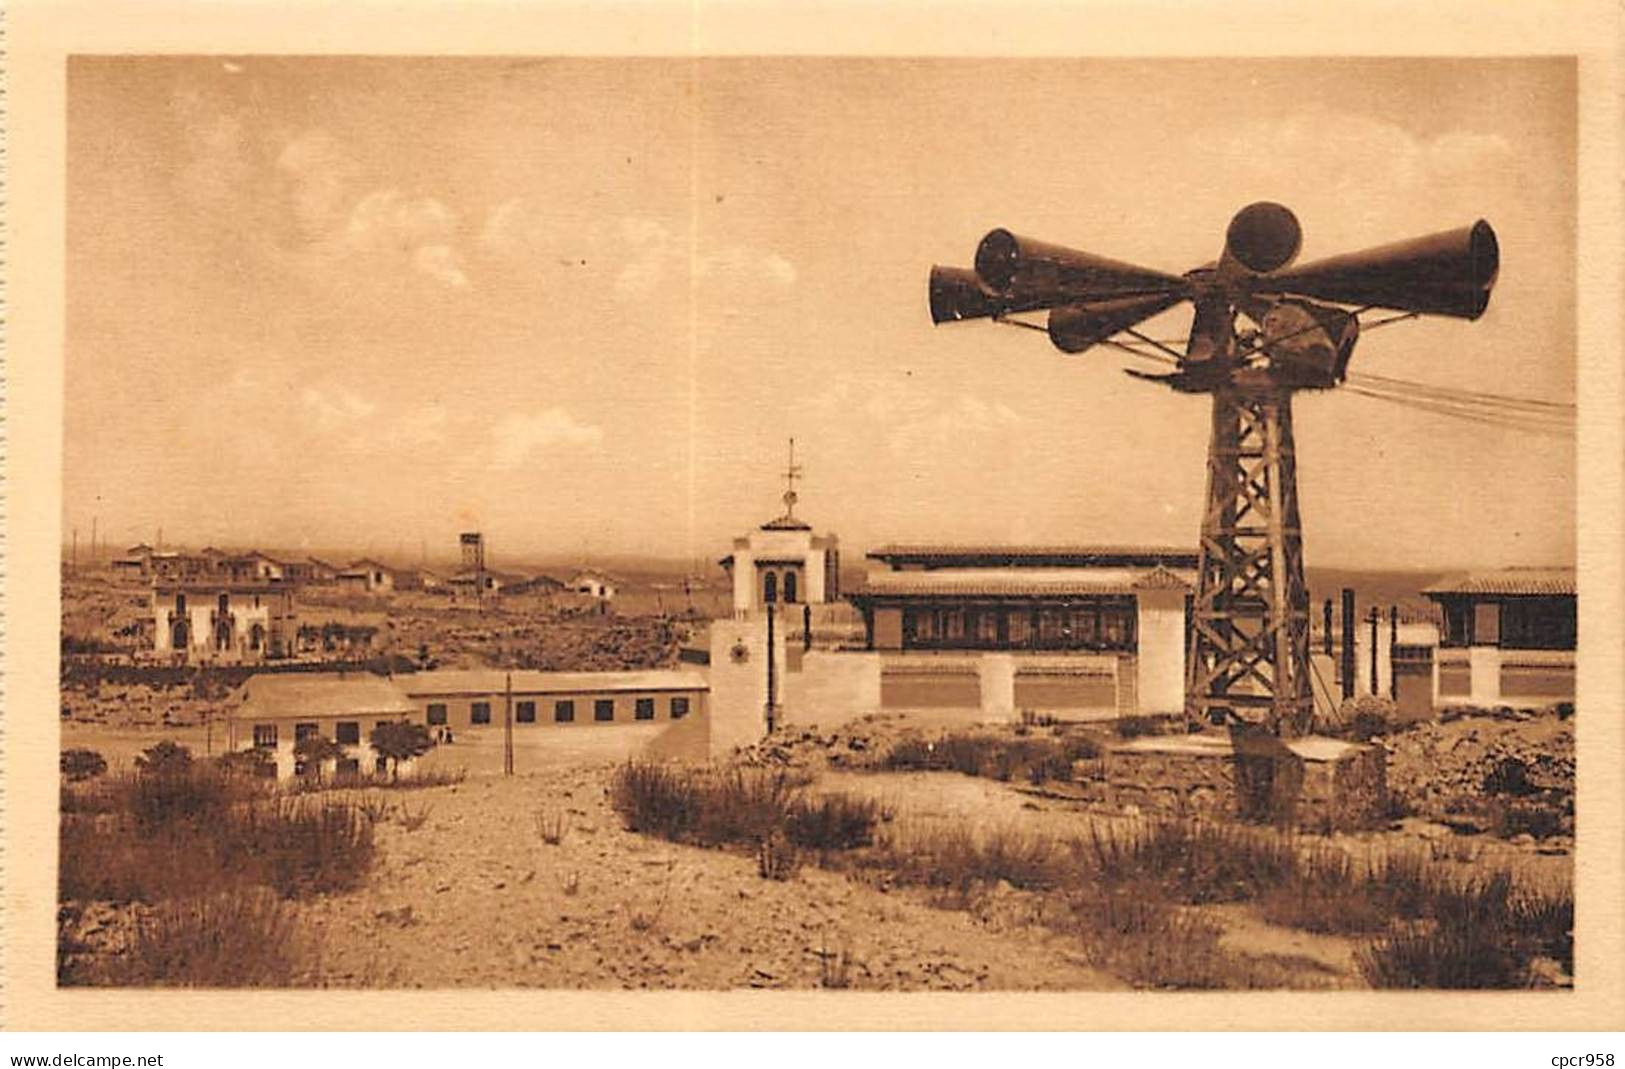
(294, 764), (1121, 990)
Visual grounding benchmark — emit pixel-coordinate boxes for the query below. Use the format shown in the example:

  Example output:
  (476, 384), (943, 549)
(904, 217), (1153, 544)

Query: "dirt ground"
(287, 765), (1122, 990)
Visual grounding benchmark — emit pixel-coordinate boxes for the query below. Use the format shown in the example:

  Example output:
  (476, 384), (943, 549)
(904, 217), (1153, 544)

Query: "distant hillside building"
(571, 570), (618, 600)
(151, 582), (296, 663)
(1423, 567), (1576, 709)
(336, 559), (396, 595)
(221, 551), (287, 584)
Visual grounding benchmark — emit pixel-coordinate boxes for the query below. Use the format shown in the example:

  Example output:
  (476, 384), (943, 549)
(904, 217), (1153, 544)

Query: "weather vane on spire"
(782, 437), (803, 518)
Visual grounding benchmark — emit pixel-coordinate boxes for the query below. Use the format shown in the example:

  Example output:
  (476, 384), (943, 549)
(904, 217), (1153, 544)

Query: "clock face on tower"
(730, 641), (750, 664)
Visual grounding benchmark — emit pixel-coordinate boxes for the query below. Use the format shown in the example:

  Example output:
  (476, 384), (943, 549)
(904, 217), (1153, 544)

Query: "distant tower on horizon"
(460, 531), (485, 572)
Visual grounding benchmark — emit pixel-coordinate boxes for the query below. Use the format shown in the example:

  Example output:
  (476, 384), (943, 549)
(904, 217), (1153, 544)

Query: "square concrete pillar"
(978, 653), (1016, 721)
(1135, 586), (1187, 715)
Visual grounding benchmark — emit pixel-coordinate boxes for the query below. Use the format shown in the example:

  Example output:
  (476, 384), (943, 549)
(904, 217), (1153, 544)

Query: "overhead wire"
(992, 304), (1574, 437)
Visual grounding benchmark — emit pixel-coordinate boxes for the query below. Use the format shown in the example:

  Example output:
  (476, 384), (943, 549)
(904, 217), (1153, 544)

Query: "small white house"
(571, 570), (617, 600)
(230, 672), (421, 779)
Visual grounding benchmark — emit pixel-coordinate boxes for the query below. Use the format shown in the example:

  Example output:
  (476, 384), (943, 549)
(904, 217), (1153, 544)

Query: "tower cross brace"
(1186, 386), (1313, 734)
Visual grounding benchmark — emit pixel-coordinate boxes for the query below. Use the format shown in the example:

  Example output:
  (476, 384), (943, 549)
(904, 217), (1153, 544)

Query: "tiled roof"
(854, 567), (1196, 598)
(236, 672), (416, 720)
(1422, 568), (1576, 597)
(866, 544), (1199, 567)
(760, 515), (813, 531)
(395, 668), (708, 697)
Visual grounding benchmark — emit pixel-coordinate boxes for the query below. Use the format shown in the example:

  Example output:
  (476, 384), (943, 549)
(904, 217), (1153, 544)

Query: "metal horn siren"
(928, 265), (1052, 324)
(973, 228), (1191, 306)
(1257, 220), (1499, 320)
(1047, 294), (1188, 354)
(1223, 202), (1302, 275)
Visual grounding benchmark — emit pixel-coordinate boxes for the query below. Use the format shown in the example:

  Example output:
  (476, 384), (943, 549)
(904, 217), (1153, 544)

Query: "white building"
(570, 570), (618, 600)
(152, 582), (297, 663)
(229, 672), (421, 779)
(717, 477), (840, 616)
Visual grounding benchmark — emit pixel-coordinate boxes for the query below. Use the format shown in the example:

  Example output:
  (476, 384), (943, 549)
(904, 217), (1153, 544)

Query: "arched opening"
(249, 623), (265, 652)
(763, 571), (778, 604)
(215, 618), (233, 651)
(783, 570), (799, 604)
(171, 618), (190, 650)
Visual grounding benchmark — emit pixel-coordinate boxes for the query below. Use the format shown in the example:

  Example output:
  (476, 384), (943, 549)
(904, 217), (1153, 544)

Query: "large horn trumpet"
(928, 265), (1058, 324)
(973, 228), (1191, 305)
(1048, 294), (1188, 354)
(1256, 220), (1499, 320)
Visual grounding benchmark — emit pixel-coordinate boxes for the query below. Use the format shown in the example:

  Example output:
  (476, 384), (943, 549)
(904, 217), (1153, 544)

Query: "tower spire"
(781, 437), (802, 519)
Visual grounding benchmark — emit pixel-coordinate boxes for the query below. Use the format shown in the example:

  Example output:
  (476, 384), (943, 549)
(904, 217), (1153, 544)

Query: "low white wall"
(781, 649), (882, 730)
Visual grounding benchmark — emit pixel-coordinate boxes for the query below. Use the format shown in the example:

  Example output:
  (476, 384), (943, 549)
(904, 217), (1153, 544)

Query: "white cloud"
(275, 130), (361, 241)
(413, 244), (470, 288)
(301, 386), (377, 429)
(490, 408), (604, 470)
(346, 189), (455, 248)
(887, 394), (1023, 456)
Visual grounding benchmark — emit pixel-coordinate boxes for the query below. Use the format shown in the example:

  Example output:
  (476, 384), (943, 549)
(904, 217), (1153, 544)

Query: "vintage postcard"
(3, 0), (1622, 1032)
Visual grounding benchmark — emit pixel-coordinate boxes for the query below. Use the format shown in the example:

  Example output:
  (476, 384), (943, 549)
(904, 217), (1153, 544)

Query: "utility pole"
(1389, 605), (1400, 701)
(503, 669), (514, 777)
(764, 602), (778, 734)
(1340, 588), (1356, 701)
(1368, 605), (1380, 696)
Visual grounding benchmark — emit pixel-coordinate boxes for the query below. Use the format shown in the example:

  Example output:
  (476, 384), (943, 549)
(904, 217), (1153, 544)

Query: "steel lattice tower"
(1187, 388), (1312, 734)
(928, 202), (1498, 736)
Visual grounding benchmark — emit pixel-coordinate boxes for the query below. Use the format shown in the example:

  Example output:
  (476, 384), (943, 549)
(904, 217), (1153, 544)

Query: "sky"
(64, 56), (1576, 571)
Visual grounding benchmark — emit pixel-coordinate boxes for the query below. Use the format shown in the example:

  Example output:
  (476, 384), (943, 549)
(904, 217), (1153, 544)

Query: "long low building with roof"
(1422, 566), (1576, 709)
(228, 667), (710, 779)
(231, 672), (421, 779)
(794, 543), (1198, 723)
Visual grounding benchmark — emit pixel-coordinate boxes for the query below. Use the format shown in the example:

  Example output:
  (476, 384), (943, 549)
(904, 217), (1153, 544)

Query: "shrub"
(368, 721), (432, 781)
(135, 740), (194, 777)
(1114, 715), (1173, 740)
(59, 789), (373, 904)
(785, 793), (880, 852)
(60, 749), (108, 783)
(1084, 820), (1296, 905)
(609, 763), (814, 851)
(217, 748), (275, 779)
(1335, 695), (1399, 742)
(866, 825), (1067, 895)
(1482, 756), (1537, 797)
(104, 890), (299, 987)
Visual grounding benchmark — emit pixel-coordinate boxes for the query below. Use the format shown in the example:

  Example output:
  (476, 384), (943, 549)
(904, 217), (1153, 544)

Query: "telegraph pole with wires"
(503, 669), (515, 777)
(929, 202), (1521, 737)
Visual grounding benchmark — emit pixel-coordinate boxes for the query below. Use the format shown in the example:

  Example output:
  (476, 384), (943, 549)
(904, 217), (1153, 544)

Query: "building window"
(336, 757), (360, 778)
(555, 700), (575, 723)
(252, 723), (277, 749)
(635, 697), (655, 720)
(784, 571), (799, 604)
(763, 571), (778, 604)
(594, 698), (614, 722)
(516, 700), (536, 723)
(294, 722), (320, 742)
(1500, 597), (1576, 650)
(1440, 601), (1473, 648)
(427, 703), (448, 725)
(671, 696), (690, 719)
(471, 701), (492, 725)
(335, 721), (360, 745)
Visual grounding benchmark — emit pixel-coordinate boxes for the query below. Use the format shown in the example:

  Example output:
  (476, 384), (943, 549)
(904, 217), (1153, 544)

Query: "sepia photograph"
(46, 52), (1586, 997)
